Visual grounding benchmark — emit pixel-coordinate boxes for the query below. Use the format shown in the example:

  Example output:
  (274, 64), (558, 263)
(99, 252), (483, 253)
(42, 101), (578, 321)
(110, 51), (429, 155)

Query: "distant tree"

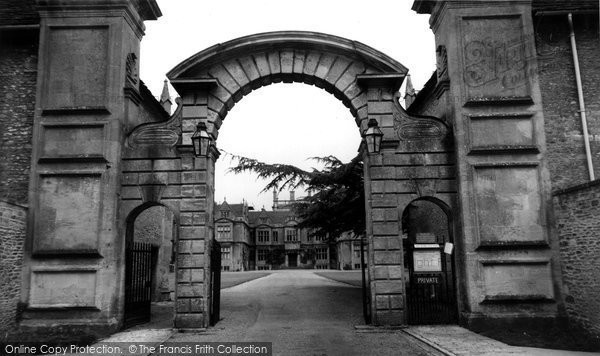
(226, 152), (365, 240)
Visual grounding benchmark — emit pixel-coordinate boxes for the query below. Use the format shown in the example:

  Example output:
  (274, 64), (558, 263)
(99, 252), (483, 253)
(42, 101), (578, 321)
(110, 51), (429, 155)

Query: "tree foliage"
(226, 152), (365, 240)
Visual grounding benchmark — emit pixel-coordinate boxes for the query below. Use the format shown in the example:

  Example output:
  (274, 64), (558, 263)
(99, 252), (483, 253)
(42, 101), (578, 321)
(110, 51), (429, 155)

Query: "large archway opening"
(210, 81), (366, 326)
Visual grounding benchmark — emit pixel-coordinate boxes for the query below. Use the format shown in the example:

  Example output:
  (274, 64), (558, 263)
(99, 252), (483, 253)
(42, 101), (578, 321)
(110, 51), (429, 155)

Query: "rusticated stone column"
(171, 80), (219, 329)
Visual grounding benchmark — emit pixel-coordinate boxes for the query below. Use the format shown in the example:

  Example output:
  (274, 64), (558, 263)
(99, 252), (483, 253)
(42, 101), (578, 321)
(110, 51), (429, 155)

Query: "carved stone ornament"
(128, 98), (182, 148)
(436, 45), (449, 82)
(411, 176), (439, 197)
(126, 53), (139, 87)
(392, 93), (449, 141)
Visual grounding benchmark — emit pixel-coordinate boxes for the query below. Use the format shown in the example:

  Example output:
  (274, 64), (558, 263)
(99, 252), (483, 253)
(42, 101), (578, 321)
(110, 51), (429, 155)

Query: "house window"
(354, 263), (361, 269)
(285, 229), (298, 242)
(222, 266), (230, 271)
(353, 243), (361, 258)
(257, 230), (270, 243)
(221, 210), (229, 218)
(221, 246), (231, 260)
(272, 230), (278, 242)
(316, 248), (328, 260)
(257, 249), (268, 261)
(216, 225), (231, 240)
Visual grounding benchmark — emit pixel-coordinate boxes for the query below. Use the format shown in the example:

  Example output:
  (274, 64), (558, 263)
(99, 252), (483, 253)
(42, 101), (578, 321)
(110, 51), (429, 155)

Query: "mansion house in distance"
(214, 191), (365, 271)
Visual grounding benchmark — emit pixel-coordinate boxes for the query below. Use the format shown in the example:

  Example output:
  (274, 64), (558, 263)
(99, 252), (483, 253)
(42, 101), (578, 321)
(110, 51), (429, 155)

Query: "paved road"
(168, 270), (442, 356)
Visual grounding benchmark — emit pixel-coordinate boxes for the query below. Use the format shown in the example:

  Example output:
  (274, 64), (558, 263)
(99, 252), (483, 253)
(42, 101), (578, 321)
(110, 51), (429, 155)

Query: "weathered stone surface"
(174, 313), (205, 329)
(374, 251), (402, 265)
(374, 280), (403, 294)
(30, 270), (97, 307)
(373, 236), (402, 250)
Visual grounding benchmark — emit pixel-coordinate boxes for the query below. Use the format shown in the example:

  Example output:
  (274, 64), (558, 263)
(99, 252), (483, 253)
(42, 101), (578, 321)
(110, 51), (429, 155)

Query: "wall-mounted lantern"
(191, 122), (211, 157)
(363, 118), (383, 154)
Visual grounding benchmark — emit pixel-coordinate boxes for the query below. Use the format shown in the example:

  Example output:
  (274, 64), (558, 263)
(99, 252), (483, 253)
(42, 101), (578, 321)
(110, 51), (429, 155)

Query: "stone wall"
(0, 30), (38, 204)
(0, 201), (27, 340)
(537, 13), (600, 190)
(553, 180), (600, 339)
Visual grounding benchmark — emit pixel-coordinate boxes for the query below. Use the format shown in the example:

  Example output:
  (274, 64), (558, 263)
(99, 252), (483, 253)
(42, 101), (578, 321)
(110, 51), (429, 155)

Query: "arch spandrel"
(167, 31), (409, 132)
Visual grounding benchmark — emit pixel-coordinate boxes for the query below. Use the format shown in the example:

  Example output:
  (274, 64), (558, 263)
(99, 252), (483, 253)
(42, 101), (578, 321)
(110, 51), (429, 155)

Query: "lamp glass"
(363, 119), (383, 154)
(191, 122), (211, 157)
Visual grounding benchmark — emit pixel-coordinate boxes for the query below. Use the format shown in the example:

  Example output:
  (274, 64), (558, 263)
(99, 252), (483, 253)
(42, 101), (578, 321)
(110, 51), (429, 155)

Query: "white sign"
(413, 250), (442, 272)
(415, 243), (439, 249)
(444, 242), (454, 255)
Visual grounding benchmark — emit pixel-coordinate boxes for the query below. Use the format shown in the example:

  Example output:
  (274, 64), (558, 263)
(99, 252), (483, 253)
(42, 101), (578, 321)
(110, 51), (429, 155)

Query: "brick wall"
(0, 0), (38, 26)
(0, 200), (27, 340)
(537, 13), (600, 191)
(0, 30), (38, 204)
(553, 180), (600, 339)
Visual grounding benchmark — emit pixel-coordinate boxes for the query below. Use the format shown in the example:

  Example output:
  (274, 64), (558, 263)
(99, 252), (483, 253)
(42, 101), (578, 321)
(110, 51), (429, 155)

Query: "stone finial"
(160, 79), (172, 114)
(404, 74), (417, 108)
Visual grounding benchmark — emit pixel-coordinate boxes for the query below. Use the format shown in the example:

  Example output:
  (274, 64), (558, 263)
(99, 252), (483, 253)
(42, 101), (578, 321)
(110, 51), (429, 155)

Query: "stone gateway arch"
(15, 0), (563, 338)
(128, 31), (453, 328)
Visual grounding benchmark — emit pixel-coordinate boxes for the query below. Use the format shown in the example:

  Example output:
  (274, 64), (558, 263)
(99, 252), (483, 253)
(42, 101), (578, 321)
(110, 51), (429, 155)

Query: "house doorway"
(288, 252), (299, 268)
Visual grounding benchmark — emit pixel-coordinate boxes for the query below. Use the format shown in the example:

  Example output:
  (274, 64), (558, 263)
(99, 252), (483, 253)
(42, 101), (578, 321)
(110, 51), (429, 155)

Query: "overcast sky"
(140, 0), (435, 210)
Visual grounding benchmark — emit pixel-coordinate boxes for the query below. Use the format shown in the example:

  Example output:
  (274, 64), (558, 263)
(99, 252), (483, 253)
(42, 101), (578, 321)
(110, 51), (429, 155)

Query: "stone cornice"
(167, 31), (408, 79)
(413, 0), (533, 32)
(356, 73), (406, 91)
(36, 0), (161, 38)
(171, 78), (219, 95)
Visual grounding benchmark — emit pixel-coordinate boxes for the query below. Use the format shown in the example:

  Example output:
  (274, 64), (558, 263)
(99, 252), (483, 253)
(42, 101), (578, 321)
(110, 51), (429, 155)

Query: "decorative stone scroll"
(411, 176), (440, 197)
(392, 93), (450, 141)
(128, 98), (182, 148)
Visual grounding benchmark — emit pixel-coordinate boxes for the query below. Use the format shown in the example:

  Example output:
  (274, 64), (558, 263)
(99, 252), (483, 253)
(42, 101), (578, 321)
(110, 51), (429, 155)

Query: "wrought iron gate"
(124, 241), (156, 328)
(405, 242), (457, 324)
(210, 239), (221, 326)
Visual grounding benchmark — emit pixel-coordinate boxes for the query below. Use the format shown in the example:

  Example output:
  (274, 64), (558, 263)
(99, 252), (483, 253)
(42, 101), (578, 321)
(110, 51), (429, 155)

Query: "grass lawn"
(314, 270), (364, 287)
(220, 271), (271, 289)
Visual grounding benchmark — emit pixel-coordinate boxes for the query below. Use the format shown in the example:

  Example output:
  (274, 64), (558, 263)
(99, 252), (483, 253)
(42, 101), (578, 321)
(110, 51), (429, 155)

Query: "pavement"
(88, 270), (600, 356)
(403, 325), (600, 356)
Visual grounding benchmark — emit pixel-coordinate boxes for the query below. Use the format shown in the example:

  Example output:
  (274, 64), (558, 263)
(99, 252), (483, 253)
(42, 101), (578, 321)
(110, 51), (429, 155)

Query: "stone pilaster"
(20, 0), (160, 337)
(413, 0), (564, 326)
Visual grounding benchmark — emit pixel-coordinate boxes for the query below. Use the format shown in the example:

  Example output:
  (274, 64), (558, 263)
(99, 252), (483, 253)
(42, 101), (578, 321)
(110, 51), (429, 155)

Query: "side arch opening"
(123, 203), (178, 329)
(401, 197), (458, 325)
